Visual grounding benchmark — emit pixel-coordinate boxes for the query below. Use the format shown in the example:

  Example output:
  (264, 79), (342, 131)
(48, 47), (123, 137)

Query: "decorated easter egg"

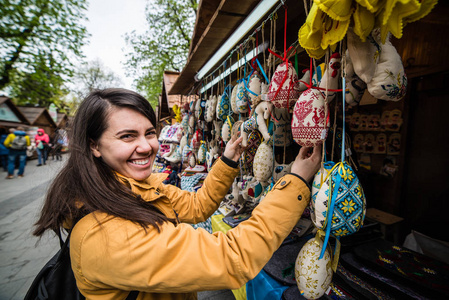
(230, 84), (239, 114)
(311, 162), (366, 237)
(291, 88), (329, 147)
(181, 114), (189, 134)
(253, 141), (273, 183)
(206, 95), (218, 122)
(221, 117), (235, 142)
(247, 71), (262, 103)
(295, 236), (333, 300)
(236, 80), (249, 113)
(242, 131), (261, 175)
(217, 85), (232, 121)
(182, 145), (192, 162)
(268, 61), (300, 109)
(197, 142), (207, 164)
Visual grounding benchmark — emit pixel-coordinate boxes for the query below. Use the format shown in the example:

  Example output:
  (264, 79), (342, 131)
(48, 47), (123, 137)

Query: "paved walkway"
(0, 154), (235, 300)
(0, 156), (65, 300)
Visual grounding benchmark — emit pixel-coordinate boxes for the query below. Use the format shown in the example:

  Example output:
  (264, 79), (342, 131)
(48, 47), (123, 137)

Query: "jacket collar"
(115, 172), (169, 201)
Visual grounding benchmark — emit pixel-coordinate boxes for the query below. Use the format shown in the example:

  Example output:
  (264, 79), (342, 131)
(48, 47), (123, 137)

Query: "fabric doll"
(240, 96), (274, 147)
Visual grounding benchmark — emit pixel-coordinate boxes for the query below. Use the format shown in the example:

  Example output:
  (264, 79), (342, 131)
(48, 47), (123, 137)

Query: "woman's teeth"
(131, 159), (149, 165)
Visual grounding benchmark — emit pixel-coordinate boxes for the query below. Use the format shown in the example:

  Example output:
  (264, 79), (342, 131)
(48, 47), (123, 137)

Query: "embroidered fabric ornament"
(367, 31), (407, 101)
(217, 85), (233, 121)
(252, 141), (273, 183)
(165, 144), (182, 163)
(311, 161), (366, 238)
(188, 114), (195, 135)
(347, 27), (381, 84)
(221, 117), (235, 143)
(295, 234), (333, 300)
(182, 145), (192, 162)
(181, 114), (189, 135)
(204, 95), (217, 122)
(242, 131), (262, 175)
(268, 61), (300, 109)
(247, 71), (262, 104)
(272, 108), (292, 147)
(318, 53), (341, 102)
(344, 50), (367, 107)
(240, 99), (273, 147)
(191, 130), (202, 149)
(236, 80), (249, 114)
(291, 85), (328, 147)
(197, 142), (207, 164)
(230, 85), (239, 114)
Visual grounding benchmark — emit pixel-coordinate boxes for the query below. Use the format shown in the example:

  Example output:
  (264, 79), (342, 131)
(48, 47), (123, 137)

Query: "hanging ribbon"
(267, 6), (296, 108)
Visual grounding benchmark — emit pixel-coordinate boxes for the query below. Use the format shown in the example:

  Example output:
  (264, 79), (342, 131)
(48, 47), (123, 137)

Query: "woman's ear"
(90, 140), (101, 158)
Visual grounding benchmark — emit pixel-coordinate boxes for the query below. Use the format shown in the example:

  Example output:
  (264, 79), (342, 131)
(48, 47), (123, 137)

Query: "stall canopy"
(0, 96), (30, 128)
(17, 106), (57, 134)
(169, 0), (267, 95)
(56, 112), (69, 129)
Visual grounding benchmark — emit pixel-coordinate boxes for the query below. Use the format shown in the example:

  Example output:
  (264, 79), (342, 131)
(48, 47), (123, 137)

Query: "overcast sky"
(83, 0), (147, 89)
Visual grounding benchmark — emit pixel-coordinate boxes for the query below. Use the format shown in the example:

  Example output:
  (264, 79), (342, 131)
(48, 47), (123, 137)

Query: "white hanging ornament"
(295, 236), (333, 300)
(252, 141), (273, 183)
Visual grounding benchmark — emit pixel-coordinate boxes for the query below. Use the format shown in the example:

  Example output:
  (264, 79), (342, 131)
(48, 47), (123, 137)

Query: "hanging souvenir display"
(295, 234), (333, 300)
(240, 97), (273, 147)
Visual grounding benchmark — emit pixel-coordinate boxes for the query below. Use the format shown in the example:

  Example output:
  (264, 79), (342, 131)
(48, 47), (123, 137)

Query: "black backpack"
(24, 229), (139, 300)
(10, 135), (27, 150)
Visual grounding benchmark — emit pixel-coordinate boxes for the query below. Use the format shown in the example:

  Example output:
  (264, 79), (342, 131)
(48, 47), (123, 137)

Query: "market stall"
(159, 0), (449, 298)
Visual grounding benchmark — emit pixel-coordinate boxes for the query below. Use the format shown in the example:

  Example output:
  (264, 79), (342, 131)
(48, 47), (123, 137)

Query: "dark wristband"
(220, 155), (239, 169)
(289, 173), (312, 190)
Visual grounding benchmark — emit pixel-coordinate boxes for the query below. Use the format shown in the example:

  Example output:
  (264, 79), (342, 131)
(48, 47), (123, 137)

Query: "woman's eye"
(120, 134), (134, 140)
(146, 131), (156, 137)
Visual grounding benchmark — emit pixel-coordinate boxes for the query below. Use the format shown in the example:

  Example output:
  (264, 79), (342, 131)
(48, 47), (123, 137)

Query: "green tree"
(71, 59), (123, 101)
(0, 0), (89, 101)
(125, 0), (197, 106)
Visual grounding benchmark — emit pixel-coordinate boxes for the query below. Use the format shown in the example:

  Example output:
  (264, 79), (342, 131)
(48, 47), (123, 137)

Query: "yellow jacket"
(70, 158), (311, 300)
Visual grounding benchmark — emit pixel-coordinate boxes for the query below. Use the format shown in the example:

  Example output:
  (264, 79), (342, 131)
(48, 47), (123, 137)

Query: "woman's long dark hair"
(33, 88), (174, 237)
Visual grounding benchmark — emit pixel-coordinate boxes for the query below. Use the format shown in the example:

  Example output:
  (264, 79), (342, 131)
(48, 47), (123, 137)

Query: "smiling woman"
(31, 88), (321, 300)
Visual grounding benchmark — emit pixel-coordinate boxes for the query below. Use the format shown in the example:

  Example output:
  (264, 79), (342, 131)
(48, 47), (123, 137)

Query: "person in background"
(51, 129), (64, 161)
(32, 88), (321, 299)
(3, 126), (31, 179)
(34, 128), (50, 166)
(0, 128), (9, 172)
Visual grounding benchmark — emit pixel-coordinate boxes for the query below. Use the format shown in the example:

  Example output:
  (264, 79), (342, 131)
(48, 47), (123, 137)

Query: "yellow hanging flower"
(315, 0), (354, 21)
